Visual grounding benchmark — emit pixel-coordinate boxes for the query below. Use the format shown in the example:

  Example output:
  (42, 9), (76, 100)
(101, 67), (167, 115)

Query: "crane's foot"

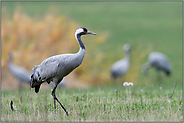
(51, 86), (69, 116)
(20, 96), (23, 103)
(54, 98), (56, 115)
(55, 97), (69, 116)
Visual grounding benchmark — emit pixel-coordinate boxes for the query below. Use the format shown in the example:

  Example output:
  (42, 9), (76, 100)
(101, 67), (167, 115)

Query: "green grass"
(1, 85), (183, 122)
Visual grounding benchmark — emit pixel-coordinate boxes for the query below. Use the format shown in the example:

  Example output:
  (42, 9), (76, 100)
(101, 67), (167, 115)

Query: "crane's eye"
(82, 28), (87, 33)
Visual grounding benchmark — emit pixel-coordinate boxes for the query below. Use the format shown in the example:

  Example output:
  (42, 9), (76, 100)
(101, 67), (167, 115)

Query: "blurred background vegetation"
(1, 1), (183, 90)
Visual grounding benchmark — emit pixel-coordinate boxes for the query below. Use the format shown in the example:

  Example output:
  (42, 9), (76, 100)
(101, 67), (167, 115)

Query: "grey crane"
(30, 27), (96, 116)
(110, 44), (131, 83)
(142, 51), (171, 87)
(8, 52), (31, 89)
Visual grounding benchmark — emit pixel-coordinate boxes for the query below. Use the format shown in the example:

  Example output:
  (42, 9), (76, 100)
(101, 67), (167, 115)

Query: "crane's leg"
(158, 71), (162, 88)
(113, 78), (116, 85)
(112, 76), (118, 86)
(18, 82), (23, 102)
(51, 86), (69, 116)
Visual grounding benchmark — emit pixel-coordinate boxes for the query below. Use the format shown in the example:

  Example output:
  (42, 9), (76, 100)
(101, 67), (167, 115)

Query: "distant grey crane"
(8, 52), (31, 89)
(110, 44), (131, 83)
(142, 51), (171, 87)
(30, 27), (96, 116)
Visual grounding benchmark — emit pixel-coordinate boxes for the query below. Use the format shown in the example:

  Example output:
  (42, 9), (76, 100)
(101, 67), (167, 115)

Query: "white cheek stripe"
(75, 28), (83, 34)
(75, 28), (83, 39)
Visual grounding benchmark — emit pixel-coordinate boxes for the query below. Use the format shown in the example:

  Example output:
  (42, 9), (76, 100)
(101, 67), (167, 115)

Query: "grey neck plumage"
(76, 34), (85, 50)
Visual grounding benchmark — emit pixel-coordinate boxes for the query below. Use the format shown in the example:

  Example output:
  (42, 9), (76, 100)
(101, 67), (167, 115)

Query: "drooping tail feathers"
(30, 65), (41, 93)
(166, 70), (171, 76)
(111, 71), (117, 79)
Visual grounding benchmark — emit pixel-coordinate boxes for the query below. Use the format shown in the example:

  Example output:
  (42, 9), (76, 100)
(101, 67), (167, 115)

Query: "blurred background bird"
(142, 51), (171, 87)
(8, 52), (31, 89)
(110, 44), (131, 85)
(8, 52), (31, 101)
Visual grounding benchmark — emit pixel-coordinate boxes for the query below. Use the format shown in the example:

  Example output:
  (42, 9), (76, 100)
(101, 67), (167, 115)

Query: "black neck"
(77, 34), (85, 49)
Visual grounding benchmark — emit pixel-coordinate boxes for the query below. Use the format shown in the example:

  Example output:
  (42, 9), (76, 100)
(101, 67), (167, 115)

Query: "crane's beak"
(87, 30), (96, 35)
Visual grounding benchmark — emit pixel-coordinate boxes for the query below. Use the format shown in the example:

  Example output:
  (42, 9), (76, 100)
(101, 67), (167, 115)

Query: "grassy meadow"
(1, 85), (183, 122)
(1, 1), (183, 122)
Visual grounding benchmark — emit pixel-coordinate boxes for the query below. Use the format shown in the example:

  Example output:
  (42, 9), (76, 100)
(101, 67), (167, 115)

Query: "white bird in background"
(8, 52), (31, 89)
(142, 51), (171, 87)
(30, 27), (96, 116)
(110, 44), (131, 83)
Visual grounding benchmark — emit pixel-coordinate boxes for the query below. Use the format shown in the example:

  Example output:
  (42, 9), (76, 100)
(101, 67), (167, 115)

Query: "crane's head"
(142, 62), (149, 76)
(8, 52), (14, 61)
(123, 44), (131, 52)
(75, 27), (96, 36)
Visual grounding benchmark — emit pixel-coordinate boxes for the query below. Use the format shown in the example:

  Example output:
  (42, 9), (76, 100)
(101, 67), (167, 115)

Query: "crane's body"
(111, 56), (130, 78)
(31, 51), (85, 91)
(142, 52), (171, 76)
(110, 44), (131, 80)
(148, 52), (171, 74)
(8, 52), (31, 85)
(142, 51), (171, 87)
(30, 27), (96, 116)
